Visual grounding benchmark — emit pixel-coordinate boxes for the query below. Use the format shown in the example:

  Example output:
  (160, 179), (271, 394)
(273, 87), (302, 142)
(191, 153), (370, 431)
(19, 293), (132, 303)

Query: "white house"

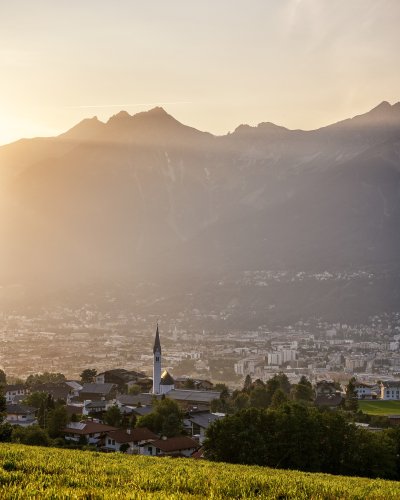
(6, 404), (37, 427)
(140, 436), (199, 457)
(5, 384), (30, 403)
(380, 381), (400, 400)
(62, 422), (117, 445)
(103, 427), (158, 453)
(354, 383), (379, 400)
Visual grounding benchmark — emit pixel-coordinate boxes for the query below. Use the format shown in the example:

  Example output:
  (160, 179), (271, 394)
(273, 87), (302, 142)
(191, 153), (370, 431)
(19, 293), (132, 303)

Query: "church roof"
(160, 370), (174, 386)
(153, 324), (161, 354)
(167, 389), (221, 404)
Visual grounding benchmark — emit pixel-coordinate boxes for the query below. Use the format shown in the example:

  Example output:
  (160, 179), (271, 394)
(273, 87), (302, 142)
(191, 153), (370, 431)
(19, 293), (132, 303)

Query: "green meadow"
(359, 400), (400, 416)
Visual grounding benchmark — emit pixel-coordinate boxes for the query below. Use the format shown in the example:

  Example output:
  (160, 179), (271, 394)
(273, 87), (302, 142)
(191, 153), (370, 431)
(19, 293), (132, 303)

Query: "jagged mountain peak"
(59, 116), (105, 141)
(318, 100), (400, 134)
(105, 106), (185, 131)
(107, 110), (132, 123)
(373, 100), (391, 110)
(361, 100), (397, 121)
(234, 121), (288, 133)
(144, 106), (169, 116)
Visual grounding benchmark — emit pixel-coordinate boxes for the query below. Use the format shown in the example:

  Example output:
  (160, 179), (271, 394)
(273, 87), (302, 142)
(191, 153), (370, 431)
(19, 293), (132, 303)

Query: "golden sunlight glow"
(0, 1), (399, 145)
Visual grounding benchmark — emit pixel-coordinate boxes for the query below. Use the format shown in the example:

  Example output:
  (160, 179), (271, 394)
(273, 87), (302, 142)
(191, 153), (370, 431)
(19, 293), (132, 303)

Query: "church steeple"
(153, 323), (161, 354)
(152, 323), (162, 394)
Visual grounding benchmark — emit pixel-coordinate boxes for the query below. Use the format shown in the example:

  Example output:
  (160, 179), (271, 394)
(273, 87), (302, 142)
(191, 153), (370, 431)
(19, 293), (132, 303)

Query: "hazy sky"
(1, 0), (399, 145)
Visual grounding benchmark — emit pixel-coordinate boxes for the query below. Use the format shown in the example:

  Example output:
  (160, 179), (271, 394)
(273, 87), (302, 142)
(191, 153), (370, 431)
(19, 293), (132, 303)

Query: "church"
(149, 324), (221, 410)
(152, 324), (175, 395)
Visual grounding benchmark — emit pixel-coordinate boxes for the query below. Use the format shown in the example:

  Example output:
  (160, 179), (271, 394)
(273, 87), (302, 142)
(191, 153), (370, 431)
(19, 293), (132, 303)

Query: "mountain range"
(1, 102), (400, 324)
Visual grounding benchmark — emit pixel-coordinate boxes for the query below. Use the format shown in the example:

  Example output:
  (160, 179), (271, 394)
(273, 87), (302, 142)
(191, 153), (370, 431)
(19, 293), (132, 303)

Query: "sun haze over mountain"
(0, 1), (400, 145)
(1, 102), (400, 318)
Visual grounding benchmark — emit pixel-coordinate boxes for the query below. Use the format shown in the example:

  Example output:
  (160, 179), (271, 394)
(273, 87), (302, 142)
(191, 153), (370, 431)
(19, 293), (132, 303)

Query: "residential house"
(62, 421), (117, 445)
(117, 393), (159, 407)
(103, 427), (158, 453)
(175, 379), (214, 391)
(64, 381), (82, 399)
(186, 411), (225, 445)
(314, 380), (343, 408)
(140, 436), (200, 457)
(130, 406), (153, 419)
(78, 383), (117, 402)
(166, 389), (221, 411)
(354, 382), (379, 400)
(6, 403), (37, 427)
(83, 400), (108, 417)
(33, 382), (72, 404)
(5, 384), (30, 403)
(65, 404), (83, 419)
(194, 380), (214, 391)
(380, 381), (400, 400)
(95, 369), (146, 392)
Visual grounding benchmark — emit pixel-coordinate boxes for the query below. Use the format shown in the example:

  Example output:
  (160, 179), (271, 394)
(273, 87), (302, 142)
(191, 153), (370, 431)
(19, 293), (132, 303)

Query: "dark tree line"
(204, 403), (400, 480)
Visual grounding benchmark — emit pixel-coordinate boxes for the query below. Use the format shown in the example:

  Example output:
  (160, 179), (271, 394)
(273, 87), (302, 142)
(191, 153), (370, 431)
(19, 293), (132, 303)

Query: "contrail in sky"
(67, 101), (192, 109)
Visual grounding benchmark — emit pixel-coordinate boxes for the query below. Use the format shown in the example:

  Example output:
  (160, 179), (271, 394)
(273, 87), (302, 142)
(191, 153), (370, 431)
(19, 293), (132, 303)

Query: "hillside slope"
(1, 443), (400, 499)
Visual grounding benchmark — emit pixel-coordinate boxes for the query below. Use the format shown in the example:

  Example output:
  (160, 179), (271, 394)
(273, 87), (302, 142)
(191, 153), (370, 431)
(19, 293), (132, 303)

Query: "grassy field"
(359, 400), (400, 415)
(1, 443), (400, 499)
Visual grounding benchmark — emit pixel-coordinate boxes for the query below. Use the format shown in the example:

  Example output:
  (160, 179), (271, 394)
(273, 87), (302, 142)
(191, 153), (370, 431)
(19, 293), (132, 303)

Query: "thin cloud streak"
(66, 101), (193, 109)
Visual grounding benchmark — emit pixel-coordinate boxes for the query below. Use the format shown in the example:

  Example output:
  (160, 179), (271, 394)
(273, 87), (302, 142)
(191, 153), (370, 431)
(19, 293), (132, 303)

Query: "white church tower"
(152, 323), (162, 394)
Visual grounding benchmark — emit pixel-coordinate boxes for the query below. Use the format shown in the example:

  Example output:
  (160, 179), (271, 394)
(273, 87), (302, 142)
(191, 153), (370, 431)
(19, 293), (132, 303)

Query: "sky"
(0, 0), (399, 145)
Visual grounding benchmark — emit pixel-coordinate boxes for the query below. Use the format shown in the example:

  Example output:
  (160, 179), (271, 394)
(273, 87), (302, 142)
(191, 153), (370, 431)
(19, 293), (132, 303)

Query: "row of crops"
(1, 443), (400, 498)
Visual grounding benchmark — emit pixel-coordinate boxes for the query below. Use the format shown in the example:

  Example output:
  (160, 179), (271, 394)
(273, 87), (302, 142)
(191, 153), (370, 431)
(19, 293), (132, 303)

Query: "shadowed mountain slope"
(1, 103), (400, 321)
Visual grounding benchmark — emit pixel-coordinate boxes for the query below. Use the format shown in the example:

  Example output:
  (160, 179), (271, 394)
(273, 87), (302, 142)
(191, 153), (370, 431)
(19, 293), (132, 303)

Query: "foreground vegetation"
(359, 400), (400, 416)
(2, 443), (400, 499)
(204, 403), (400, 480)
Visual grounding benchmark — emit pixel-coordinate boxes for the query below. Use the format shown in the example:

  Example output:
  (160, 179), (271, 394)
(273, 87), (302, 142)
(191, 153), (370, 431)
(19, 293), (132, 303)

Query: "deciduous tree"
(80, 368), (97, 384)
(136, 398), (183, 437)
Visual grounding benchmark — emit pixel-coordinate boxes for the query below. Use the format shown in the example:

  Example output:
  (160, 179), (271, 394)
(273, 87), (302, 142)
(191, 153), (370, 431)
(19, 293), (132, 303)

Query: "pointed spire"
(153, 323), (161, 354)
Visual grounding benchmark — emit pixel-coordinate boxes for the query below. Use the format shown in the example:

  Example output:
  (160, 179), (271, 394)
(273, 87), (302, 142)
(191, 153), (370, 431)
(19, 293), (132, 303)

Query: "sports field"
(359, 400), (400, 415)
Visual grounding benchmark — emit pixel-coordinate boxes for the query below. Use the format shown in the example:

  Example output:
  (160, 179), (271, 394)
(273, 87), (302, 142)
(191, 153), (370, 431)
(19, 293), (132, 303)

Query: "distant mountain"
(1, 102), (399, 322)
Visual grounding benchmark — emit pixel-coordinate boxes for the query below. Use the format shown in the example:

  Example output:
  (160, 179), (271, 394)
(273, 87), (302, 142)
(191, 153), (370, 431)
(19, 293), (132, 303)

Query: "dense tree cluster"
(211, 373), (312, 413)
(136, 397), (184, 437)
(204, 403), (400, 480)
(25, 372), (66, 387)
